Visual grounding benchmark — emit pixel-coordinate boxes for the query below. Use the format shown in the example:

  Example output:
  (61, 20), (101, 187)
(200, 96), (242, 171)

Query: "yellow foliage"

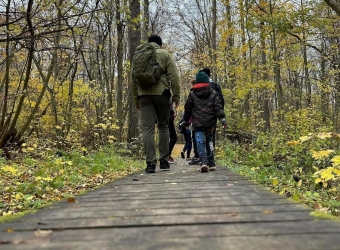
(331, 155), (340, 166)
(299, 136), (311, 142)
(286, 140), (300, 146)
(1, 165), (20, 176)
(316, 133), (332, 139)
(297, 179), (302, 187)
(55, 158), (63, 165)
(35, 176), (53, 182)
(320, 168), (335, 181)
(314, 177), (322, 184)
(272, 178), (278, 186)
(311, 150), (334, 160)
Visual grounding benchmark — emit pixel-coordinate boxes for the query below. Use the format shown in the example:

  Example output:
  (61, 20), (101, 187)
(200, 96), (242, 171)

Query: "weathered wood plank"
(19, 203), (312, 221)
(2, 233), (340, 250)
(0, 211), (319, 231)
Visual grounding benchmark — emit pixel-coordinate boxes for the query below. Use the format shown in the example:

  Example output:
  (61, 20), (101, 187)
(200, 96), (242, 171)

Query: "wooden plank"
(2, 220), (340, 241)
(0, 211), (318, 231)
(20, 203), (312, 221)
(2, 233), (340, 250)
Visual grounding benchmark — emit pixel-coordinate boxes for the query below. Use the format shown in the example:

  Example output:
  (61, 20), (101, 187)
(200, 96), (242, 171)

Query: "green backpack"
(132, 43), (164, 89)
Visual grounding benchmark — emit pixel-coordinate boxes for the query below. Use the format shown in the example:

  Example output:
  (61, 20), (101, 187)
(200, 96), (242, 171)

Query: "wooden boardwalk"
(1, 158), (340, 249)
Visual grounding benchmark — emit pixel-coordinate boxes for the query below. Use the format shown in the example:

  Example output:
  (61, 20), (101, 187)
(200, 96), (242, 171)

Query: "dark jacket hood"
(191, 83), (213, 99)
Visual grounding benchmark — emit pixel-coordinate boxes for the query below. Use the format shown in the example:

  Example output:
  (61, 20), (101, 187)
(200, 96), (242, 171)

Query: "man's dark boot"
(145, 162), (156, 173)
(159, 158), (170, 169)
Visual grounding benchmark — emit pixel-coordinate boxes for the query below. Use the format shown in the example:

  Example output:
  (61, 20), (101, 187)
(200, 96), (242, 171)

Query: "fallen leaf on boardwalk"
(227, 183), (234, 186)
(6, 228), (13, 233)
(67, 197), (76, 203)
(313, 203), (323, 209)
(34, 230), (53, 236)
(262, 210), (273, 214)
(170, 183), (177, 185)
(164, 180), (169, 182)
(228, 213), (238, 217)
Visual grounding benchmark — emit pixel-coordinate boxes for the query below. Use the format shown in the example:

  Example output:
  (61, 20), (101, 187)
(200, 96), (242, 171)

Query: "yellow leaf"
(315, 177), (322, 183)
(35, 230), (53, 236)
(27, 147), (35, 151)
(286, 140), (300, 146)
(15, 193), (23, 200)
(331, 155), (340, 166)
(55, 158), (63, 165)
(316, 133), (332, 139)
(297, 179), (302, 187)
(311, 150), (334, 159)
(67, 197), (76, 203)
(3, 211), (13, 216)
(262, 210), (273, 214)
(25, 195), (34, 201)
(299, 136), (311, 142)
(272, 179), (278, 186)
(320, 168), (335, 181)
(1, 165), (19, 176)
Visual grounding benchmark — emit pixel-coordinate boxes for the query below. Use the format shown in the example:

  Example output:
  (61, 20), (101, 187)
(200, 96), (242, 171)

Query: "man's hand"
(173, 102), (179, 108)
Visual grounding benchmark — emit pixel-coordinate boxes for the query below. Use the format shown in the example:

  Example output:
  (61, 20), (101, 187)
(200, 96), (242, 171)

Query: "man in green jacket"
(132, 34), (180, 173)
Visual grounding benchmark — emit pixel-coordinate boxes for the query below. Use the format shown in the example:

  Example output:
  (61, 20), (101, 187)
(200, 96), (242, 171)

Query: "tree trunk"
(127, 0), (141, 142)
(323, 0), (340, 15)
(115, 0), (124, 142)
(260, 20), (271, 132)
(212, 0), (217, 80)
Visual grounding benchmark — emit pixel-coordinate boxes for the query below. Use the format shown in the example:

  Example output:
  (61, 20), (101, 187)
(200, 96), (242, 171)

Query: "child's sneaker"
(200, 164), (209, 172)
(160, 159), (170, 169)
(181, 151), (185, 159)
(168, 156), (175, 164)
(209, 162), (216, 171)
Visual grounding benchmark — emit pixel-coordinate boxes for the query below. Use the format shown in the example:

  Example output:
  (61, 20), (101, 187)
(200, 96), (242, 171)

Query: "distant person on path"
(168, 105), (178, 164)
(182, 70), (227, 172)
(179, 119), (192, 161)
(131, 34), (180, 173)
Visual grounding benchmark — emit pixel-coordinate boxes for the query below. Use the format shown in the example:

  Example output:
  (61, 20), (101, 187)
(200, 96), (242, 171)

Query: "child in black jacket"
(182, 70), (227, 172)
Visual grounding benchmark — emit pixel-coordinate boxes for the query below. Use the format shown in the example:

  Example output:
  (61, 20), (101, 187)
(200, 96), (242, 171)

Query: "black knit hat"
(148, 34), (162, 46)
(202, 68), (211, 77)
(196, 70), (210, 83)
